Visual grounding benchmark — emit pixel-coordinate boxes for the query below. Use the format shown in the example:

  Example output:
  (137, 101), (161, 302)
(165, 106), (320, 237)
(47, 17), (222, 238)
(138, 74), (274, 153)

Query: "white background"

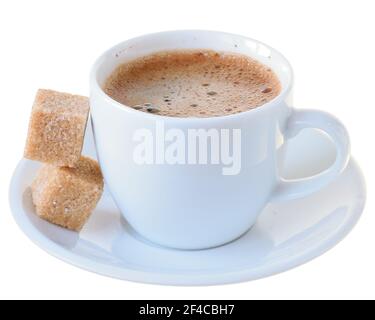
(0, 0), (374, 300)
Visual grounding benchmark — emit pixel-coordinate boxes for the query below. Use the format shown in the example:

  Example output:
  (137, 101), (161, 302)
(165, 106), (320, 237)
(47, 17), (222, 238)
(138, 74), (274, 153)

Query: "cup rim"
(90, 29), (294, 122)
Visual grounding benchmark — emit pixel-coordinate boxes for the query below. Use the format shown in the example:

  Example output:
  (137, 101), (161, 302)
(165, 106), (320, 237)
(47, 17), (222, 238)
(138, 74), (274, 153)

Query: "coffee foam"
(103, 50), (281, 117)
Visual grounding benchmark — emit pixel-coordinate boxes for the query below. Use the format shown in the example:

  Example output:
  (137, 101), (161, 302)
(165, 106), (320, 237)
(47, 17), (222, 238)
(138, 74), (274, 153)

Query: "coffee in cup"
(103, 50), (281, 117)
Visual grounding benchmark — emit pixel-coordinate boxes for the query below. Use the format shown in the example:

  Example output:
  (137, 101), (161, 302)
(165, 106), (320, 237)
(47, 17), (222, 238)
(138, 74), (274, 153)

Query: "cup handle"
(271, 109), (350, 202)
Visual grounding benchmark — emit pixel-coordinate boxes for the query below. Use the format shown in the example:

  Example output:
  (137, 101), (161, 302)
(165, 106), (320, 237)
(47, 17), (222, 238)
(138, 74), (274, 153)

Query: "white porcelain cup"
(90, 30), (350, 249)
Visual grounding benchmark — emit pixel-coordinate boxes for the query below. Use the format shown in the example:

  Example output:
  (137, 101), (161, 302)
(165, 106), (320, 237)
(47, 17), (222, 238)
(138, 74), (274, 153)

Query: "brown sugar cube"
(31, 156), (104, 231)
(24, 89), (89, 167)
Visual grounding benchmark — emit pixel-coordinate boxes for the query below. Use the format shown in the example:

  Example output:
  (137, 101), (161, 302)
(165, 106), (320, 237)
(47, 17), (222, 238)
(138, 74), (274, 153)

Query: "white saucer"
(9, 125), (366, 286)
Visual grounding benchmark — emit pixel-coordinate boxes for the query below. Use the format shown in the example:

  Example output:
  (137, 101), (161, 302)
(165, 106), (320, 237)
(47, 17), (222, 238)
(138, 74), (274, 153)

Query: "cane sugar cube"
(31, 156), (104, 231)
(24, 89), (89, 167)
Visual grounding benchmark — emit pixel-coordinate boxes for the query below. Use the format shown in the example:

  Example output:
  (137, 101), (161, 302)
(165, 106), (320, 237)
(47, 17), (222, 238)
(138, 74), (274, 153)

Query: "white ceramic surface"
(90, 30), (350, 249)
(9, 127), (365, 286)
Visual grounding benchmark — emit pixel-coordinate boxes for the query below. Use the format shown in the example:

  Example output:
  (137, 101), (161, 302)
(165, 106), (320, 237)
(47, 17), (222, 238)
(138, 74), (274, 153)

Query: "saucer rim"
(9, 158), (366, 286)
